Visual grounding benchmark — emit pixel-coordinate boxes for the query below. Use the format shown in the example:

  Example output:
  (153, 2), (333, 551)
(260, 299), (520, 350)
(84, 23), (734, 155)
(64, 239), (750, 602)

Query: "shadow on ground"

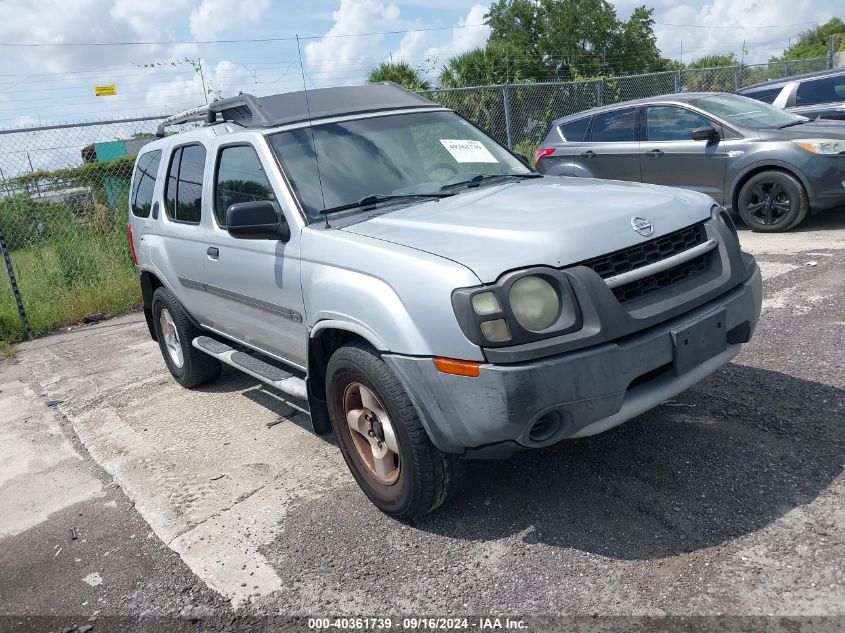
(408, 363), (844, 559)
(736, 206), (845, 233)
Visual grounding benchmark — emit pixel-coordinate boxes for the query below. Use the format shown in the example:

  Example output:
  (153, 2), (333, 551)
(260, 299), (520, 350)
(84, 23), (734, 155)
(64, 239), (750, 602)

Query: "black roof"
(216, 82), (436, 128)
(739, 67), (845, 92)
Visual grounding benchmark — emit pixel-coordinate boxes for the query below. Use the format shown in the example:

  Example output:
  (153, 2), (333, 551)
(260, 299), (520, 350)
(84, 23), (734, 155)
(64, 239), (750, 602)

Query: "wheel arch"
(306, 323), (383, 436)
(729, 162), (810, 213)
(140, 269), (165, 341)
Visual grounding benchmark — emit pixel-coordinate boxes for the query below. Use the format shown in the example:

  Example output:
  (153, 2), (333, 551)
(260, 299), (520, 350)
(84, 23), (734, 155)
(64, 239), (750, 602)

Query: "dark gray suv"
(535, 92), (845, 232)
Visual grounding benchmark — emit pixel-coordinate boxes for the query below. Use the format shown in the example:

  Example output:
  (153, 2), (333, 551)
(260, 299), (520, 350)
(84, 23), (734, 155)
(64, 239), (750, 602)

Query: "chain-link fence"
(420, 56), (833, 156)
(0, 55), (836, 343)
(0, 117), (172, 342)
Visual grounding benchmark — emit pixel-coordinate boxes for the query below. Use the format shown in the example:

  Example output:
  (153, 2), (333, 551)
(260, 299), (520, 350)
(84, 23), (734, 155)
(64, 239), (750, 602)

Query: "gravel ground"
(1, 212), (843, 632)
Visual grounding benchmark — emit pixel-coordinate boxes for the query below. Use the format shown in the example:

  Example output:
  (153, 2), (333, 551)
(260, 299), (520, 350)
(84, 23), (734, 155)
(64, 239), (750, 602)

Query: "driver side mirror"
(226, 200), (290, 241)
(691, 126), (719, 142)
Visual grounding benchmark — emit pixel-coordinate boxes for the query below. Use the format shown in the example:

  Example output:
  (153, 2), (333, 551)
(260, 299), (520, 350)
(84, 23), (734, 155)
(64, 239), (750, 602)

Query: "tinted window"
(796, 75), (845, 106)
(176, 145), (205, 224)
(164, 145), (206, 224)
(165, 148), (180, 220)
(130, 150), (161, 218)
(560, 117), (590, 142)
(744, 87), (783, 105)
(214, 145), (277, 227)
(589, 109), (635, 142)
(646, 106), (712, 141)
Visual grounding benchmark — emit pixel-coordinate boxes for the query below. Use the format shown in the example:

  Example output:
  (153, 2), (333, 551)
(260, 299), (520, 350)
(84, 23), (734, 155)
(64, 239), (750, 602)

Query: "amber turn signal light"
(433, 357), (481, 377)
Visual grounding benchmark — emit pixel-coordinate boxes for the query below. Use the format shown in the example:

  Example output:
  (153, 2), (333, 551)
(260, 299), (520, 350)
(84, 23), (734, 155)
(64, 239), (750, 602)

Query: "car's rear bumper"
(385, 263), (762, 457)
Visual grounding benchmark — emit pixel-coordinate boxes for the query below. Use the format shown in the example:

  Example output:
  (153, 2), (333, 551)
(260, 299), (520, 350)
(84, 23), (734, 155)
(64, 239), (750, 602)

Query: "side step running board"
(192, 336), (308, 401)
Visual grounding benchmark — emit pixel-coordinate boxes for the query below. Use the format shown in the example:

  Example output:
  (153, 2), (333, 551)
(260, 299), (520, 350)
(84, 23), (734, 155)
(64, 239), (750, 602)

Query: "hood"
(342, 177), (713, 283)
(756, 119), (845, 141)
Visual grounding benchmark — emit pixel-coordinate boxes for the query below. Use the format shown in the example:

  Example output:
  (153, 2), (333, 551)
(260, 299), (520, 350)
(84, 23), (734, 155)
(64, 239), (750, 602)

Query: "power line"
(0, 23), (489, 48)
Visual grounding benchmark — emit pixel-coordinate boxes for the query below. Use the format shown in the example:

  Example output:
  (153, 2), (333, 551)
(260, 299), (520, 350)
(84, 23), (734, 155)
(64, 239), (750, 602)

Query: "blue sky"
(0, 0), (840, 127)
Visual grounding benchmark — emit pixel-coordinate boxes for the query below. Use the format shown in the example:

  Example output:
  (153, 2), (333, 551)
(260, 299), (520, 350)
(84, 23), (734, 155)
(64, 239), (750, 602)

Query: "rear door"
(639, 105), (728, 203)
(128, 149), (162, 259)
(201, 136), (307, 366)
(152, 141), (210, 317)
(573, 107), (640, 182)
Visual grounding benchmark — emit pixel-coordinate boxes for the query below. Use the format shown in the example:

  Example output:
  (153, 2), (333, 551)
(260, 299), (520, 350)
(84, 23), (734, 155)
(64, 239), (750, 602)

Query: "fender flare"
(729, 160), (812, 209)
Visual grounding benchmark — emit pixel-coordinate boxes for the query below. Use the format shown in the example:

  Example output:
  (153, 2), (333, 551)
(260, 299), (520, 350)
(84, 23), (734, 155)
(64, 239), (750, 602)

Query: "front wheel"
(326, 342), (464, 520)
(737, 170), (808, 232)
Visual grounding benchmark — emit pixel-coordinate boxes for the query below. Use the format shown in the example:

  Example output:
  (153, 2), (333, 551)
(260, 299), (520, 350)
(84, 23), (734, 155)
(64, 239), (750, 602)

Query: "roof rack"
(156, 93), (270, 137)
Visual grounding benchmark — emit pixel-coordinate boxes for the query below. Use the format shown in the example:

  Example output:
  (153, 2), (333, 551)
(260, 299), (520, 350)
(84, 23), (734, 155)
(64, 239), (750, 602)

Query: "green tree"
(438, 42), (543, 87)
(367, 61), (431, 91)
(485, 0), (666, 80)
(686, 53), (739, 68)
(772, 17), (845, 61)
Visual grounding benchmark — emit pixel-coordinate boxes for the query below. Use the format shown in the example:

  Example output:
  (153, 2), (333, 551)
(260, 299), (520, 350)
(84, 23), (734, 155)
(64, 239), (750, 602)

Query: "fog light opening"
(529, 411), (563, 443)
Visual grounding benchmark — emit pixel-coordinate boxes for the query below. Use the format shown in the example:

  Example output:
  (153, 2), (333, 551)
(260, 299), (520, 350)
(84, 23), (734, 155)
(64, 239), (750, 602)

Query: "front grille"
(580, 222), (709, 303)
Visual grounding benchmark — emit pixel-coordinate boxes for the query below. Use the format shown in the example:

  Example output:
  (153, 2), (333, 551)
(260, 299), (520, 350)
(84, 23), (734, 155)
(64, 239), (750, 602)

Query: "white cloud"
(644, 0), (835, 63)
(393, 4), (490, 79)
(304, 0), (402, 87)
(111, 0), (190, 38)
(145, 59), (254, 112)
(189, 0), (271, 40)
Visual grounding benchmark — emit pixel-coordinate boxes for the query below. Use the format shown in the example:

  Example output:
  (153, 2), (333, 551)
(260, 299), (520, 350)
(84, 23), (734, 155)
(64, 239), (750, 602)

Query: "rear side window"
(214, 145), (277, 228)
(164, 144), (206, 224)
(744, 86), (783, 105)
(796, 75), (845, 106)
(560, 117), (590, 142)
(130, 150), (161, 218)
(589, 108), (636, 142)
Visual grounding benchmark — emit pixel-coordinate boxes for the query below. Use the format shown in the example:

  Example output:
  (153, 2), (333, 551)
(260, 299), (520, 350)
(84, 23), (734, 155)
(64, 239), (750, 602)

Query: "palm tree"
(367, 61), (431, 92)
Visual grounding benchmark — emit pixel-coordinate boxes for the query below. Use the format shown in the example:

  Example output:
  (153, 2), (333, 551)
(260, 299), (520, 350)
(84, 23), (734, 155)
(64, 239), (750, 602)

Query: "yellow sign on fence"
(94, 84), (117, 96)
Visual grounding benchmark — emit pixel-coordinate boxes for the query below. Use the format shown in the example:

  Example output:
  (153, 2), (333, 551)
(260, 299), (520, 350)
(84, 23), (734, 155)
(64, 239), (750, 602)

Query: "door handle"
(646, 149), (664, 157)
(580, 150), (595, 159)
(207, 247), (219, 259)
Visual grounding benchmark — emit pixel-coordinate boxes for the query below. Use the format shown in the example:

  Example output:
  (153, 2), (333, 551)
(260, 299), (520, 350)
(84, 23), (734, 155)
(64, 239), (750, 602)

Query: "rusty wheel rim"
(343, 382), (400, 485)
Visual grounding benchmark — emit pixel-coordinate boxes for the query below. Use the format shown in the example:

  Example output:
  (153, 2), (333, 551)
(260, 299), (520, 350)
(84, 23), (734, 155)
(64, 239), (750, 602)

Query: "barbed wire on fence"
(0, 55), (836, 343)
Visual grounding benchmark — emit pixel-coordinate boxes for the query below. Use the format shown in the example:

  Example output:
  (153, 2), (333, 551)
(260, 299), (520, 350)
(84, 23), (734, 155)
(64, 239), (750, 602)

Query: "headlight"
(509, 276), (560, 331)
(452, 269), (583, 347)
(791, 139), (845, 155)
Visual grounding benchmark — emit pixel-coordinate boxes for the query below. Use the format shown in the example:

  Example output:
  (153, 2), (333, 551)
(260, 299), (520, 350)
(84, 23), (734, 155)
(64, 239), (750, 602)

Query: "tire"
(326, 342), (464, 520)
(151, 287), (221, 388)
(737, 170), (808, 232)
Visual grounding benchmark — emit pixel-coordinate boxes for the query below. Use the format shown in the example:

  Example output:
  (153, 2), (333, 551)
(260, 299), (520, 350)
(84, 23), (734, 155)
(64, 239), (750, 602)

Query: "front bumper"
(385, 263), (762, 457)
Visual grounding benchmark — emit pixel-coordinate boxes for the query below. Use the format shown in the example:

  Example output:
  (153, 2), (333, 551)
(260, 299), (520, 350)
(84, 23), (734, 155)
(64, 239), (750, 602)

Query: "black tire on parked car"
(737, 170), (809, 232)
(326, 341), (464, 520)
(151, 287), (221, 388)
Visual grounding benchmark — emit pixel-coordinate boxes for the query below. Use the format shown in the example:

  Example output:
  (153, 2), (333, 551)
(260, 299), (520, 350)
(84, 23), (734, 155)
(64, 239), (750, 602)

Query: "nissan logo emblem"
(631, 216), (654, 237)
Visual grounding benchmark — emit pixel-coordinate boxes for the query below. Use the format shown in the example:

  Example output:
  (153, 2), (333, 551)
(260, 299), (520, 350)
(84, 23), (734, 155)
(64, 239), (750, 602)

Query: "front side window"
(164, 144), (206, 224)
(645, 106), (713, 141)
(131, 150), (161, 218)
(268, 110), (530, 221)
(796, 75), (845, 106)
(691, 94), (805, 129)
(214, 145), (277, 227)
(589, 108), (636, 142)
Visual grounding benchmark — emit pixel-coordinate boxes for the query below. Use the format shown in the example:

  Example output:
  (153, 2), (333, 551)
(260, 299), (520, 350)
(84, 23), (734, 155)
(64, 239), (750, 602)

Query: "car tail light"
(534, 147), (555, 165)
(127, 223), (139, 266)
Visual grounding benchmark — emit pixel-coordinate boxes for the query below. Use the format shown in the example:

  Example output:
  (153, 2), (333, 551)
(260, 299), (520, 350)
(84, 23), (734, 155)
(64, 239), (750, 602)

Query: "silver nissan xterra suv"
(128, 83), (762, 519)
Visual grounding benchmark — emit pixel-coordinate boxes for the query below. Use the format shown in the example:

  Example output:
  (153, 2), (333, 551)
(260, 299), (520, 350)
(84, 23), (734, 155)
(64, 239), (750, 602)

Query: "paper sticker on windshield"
(439, 139), (498, 163)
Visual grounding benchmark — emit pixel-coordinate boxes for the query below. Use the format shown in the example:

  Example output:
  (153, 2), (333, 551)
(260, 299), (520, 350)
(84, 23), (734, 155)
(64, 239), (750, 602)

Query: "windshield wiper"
(320, 192), (455, 216)
(440, 173), (543, 191)
(778, 120), (806, 129)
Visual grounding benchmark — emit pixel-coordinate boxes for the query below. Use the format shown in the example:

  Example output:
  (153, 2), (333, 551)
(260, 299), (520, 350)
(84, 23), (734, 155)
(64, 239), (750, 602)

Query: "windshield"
(690, 93), (807, 129)
(268, 110), (531, 221)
